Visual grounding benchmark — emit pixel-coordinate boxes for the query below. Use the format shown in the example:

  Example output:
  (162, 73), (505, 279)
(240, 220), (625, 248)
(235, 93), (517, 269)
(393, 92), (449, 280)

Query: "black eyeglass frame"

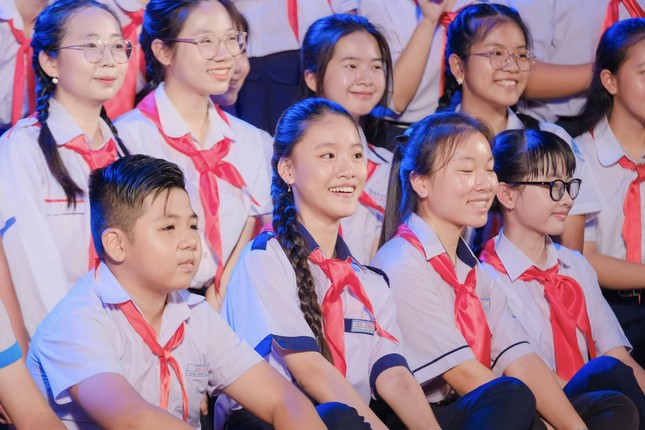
(508, 178), (582, 201)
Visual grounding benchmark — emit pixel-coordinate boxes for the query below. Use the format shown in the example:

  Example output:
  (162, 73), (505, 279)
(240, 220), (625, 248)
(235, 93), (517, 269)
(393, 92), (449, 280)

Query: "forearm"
(505, 354), (585, 430)
(375, 366), (440, 430)
(583, 243), (645, 290)
(442, 358), (497, 396)
(0, 239), (29, 354)
(524, 62), (593, 100)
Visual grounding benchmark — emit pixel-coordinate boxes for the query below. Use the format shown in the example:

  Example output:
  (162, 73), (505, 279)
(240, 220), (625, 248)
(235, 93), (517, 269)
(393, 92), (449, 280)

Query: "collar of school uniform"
(0, 2), (21, 25)
(494, 229), (560, 281)
(594, 115), (642, 167)
(454, 104), (522, 132)
(113, 0), (146, 13)
(155, 83), (235, 146)
(296, 222), (360, 265)
(404, 212), (478, 268)
(47, 98), (115, 149)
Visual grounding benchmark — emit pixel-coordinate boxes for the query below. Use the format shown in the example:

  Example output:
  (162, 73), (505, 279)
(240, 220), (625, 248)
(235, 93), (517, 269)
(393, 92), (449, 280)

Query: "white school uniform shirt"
(232, 0), (358, 58)
(358, 0), (480, 123)
(508, 0), (645, 122)
(27, 262), (262, 430)
(0, 0), (28, 130)
(481, 231), (630, 373)
(340, 131), (392, 263)
(0, 300), (21, 369)
(221, 225), (408, 406)
(0, 99), (121, 337)
(370, 213), (533, 403)
(578, 116), (645, 263)
(116, 84), (272, 289)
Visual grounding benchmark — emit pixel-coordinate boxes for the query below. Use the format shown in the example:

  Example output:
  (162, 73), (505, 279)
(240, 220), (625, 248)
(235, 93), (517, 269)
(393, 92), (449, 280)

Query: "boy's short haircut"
(89, 155), (186, 259)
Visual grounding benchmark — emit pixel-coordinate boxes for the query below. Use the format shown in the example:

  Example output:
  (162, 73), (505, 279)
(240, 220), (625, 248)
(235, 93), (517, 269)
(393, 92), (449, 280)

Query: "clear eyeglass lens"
(550, 179), (581, 201)
(197, 32), (246, 59)
(489, 49), (533, 71)
(83, 39), (132, 63)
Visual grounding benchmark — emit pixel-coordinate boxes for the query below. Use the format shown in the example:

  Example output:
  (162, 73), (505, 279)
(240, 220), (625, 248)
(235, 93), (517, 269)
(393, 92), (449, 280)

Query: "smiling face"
(278, 113), (367, 227)
(453, 20), (530, 112)
(42, 6), (128, 109)
(307, 31), (386, 121)
(413, 132), (497, 239)
(120, 187), (201, 295)
(158, 0), (236, 97)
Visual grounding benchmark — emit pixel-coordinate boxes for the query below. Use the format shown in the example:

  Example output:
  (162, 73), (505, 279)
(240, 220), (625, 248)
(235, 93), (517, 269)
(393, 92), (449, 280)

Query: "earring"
(457, 77), (464, 85)
(287, 184), (291, 193)
(52, 77), (58, 84)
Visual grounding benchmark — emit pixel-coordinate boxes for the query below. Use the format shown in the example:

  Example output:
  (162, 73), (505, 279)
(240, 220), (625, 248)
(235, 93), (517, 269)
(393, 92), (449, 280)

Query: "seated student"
(0, 300), (64, 429)
(220, 98), (441, 430)
(371, 112), (636, 429)
(481, 128), (645, 428)
(27, 155), (329, 430)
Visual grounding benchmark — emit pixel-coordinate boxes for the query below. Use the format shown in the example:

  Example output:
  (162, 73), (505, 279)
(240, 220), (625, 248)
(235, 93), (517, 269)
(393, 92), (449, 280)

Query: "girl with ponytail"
(0, 0), (130, 344)
(372, 112), (600, 429)
(220, 98), (439, 430)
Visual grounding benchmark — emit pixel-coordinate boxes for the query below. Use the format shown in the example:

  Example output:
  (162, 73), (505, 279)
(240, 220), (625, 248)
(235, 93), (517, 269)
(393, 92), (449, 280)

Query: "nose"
(474, 169), (496, 191)
(503, 54), (521, 72)
(179, 227), (199, 251)
(356, 65), (373, 84)
(337, 154), (358, 179)
(98, 46), (116, 66)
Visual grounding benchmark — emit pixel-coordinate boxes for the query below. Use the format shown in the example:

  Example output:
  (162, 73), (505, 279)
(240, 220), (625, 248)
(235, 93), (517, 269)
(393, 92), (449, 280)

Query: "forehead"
(449, 132), (492, 161)
(142, 187), (194, 217)
(622, 39), (645, 67)
(178, 0), (234, 36)
(295, 114), (360, 150)
(473, 20), (527, 49)
(330, 31), (382, 61)
(62, 7), (121, 41)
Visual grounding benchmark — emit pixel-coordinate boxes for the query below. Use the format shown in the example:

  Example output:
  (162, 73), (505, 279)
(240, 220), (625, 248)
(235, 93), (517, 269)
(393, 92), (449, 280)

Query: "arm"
(375, 365), (441, 430)
(504, 353), (586, 430)
(0, 238), (28, 354)
(442, 358), (497, 395)
(391, 0), (449, 113)
(583, 241), (645, 290)
(0, 359), (65, 429)
(223, 361), (327, 430)
(282, 350), (388, 430)
(70, 373), (192, 430)
(206, 216), (257, 311)
(524, 62), (593, 100)
(604, 347), (645, 392)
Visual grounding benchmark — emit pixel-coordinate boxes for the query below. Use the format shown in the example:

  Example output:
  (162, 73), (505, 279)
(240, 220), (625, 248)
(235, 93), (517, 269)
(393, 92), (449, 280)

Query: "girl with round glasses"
(440, 3), (600, 254)
(116, 0), (272, 311)
(480, 128), (645, 428)
(0, 0), (130, 347)
(572, 18), (645, 369)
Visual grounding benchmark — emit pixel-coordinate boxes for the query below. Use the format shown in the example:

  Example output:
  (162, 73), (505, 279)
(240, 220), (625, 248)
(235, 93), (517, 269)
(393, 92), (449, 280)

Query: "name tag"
(186, 363), (209, 377)
(346, 318), (376, 335)
(480, 297), (490, 311)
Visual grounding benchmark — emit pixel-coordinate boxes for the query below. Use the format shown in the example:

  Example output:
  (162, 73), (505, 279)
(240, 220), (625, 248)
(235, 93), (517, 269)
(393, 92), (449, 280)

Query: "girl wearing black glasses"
(480, 128), (645, 428)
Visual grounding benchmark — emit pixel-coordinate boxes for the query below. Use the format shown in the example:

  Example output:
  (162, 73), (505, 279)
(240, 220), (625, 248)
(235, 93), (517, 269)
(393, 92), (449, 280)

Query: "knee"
(479, 376), (537, 412)
(316, 402), (371, 430)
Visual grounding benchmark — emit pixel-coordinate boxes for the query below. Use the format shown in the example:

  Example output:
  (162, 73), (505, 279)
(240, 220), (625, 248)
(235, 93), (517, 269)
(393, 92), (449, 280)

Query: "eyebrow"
(314, 141), (363, 149)
(453, 155), (495, 162)
(339, 56), (383, 62)
(482, 43), (528, 50)
(158, 213), (199, 221)
(78, 32), (122, 39)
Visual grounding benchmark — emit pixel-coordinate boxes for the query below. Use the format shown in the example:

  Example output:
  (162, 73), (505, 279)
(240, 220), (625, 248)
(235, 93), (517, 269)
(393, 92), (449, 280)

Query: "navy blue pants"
(604, 293), (645, 368)
(226, 402), (371, 430)
(234, 50), (301, 135)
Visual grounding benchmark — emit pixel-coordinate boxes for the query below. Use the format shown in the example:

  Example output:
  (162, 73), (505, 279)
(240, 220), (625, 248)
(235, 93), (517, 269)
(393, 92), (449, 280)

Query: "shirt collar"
(494, 229), (561, 280)
(296, 222), (360, 265)
(0, 1), (22, 27)
(405, 213), (478, 268)
(47, 98), (116, 148)
(593, 115), (642, 166)
(155, 83), (235, 146)
(505, 108), (525, 130)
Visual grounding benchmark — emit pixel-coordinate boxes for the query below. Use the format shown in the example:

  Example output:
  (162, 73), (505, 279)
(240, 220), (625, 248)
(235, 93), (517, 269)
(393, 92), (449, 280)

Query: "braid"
(99, 106), (130, 157)
(34, 67), (82, 207)
(437, 71), (460, 112)
(272, 175), (334, 363)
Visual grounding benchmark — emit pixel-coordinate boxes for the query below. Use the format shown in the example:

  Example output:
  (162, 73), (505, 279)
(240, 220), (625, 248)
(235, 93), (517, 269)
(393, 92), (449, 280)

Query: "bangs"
(524, 133), (576, 180)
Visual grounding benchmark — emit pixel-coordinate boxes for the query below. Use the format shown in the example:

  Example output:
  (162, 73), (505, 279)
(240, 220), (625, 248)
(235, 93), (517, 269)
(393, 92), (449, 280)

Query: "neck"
(460, 95), (508, 135)
(297, 210), (339, 260)
(502, 216), (548, 267)
(608, 109), (645, 161)
(15, 0), (47, 36)
(163, 80), (210, 146)
(53, 95), (104, 149)
(415, 208), (462, 265)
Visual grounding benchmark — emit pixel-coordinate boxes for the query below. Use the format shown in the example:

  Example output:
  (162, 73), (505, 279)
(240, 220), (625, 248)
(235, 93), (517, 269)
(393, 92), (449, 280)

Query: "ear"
(448, 53), (465, 84)
(277, 157), (294, 187)
(102, 228), (127, 264)
(39, 51), (58, 79)
(304, 70), (318, 94)
(496, 182), (516, 211)
(151, 39), (173, 67)
(409, 171), (429, 199)
(599, 69), (617, 95)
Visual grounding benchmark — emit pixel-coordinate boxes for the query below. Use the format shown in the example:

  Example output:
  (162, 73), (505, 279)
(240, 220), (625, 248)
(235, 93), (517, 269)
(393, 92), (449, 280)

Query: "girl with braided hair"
(0, 0), (130, 347)
(218, 98), (439, 430)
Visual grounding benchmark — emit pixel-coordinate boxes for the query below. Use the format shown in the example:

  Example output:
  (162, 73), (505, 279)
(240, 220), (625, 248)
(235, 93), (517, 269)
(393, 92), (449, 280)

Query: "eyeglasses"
(470, 48), (536, 71)
(55, 38), (133, 64)
(509, 178), (582, 201)
(166, 32), (247, 59)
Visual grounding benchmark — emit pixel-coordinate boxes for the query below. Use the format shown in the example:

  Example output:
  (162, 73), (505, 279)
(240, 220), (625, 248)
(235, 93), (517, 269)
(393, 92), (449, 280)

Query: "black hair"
(438, 3), (532, 111)
(380, 112), (493, 245)
(31, 0), (129, 207)
(89, 154), (186, 259)
(574, 18), (645, 137)
(272, 97), (357, 364)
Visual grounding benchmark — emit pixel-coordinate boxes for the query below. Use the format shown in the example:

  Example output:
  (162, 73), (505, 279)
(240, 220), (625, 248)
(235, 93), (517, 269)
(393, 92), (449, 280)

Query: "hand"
(200, 394), (209, 416)
(418, 0), (451, 24)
